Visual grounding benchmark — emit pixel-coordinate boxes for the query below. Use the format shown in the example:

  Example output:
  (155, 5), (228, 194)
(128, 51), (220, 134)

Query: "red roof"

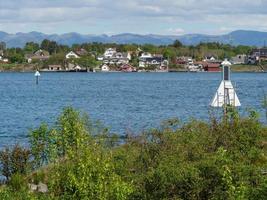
(207, 63), (220, 68)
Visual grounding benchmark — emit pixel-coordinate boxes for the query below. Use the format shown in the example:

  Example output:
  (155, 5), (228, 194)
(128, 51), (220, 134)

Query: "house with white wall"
(139, 55), (168, 68)
(66, 51), (80, 59)
(101, 64), (110, 72)
(104, 48), (117, 58)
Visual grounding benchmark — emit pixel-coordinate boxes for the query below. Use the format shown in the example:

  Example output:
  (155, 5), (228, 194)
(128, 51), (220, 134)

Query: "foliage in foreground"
(0, 107), (267, 199)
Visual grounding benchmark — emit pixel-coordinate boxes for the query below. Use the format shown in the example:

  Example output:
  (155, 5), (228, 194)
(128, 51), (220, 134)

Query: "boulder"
(37, 182), (48, 193)
(28, 183), (38, 192)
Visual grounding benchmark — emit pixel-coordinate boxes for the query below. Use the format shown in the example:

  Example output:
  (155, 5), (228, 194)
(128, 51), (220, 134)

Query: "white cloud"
(0, 0), (266, 34)
(168, 28), (185, 35)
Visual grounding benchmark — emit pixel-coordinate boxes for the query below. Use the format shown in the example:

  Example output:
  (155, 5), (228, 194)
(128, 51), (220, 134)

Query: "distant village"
(0, 40), (267, 72)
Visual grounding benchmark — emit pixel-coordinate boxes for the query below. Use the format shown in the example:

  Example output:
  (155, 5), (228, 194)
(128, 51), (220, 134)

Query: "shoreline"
(0, 64), (266, 73)
(0, 70), (266, 73)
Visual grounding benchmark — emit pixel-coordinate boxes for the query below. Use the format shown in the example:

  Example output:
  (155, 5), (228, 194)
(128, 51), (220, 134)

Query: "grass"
(0, 63), (36, 72)
(231, 64), (263, 72)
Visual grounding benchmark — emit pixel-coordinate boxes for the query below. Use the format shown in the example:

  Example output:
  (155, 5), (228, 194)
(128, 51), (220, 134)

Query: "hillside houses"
(229, 48), (267, 65)
(75, 48), (88, 57)
(176, 56), (193, 65)
(120, 64), (136, 72)
(99, 48), (131, 66)
(0, 50), (8, 63)
(231, 54), (247, 65)
(66, 51), (80, 59)
(2, 38), (265, 73)
(104, 48), (117, 58)
(251, 48), (267, 58)
(139, 52), (168, 69)
(244, 48), (267, 64)
(65, 48), (89, 59)
(26, 49), (50, 63)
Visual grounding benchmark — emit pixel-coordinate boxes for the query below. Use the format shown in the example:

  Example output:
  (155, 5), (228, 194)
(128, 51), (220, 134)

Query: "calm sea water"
(0, 72), (266, 147)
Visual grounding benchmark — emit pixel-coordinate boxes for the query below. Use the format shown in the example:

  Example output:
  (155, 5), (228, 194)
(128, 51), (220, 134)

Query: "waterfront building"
(0, 53), (8, 63)
(120, 64), (136, 72)
(203, 62), (221, 72)
(139, 55), (168, 69)
(47, 65), (63, 71)
(231, 54), (247, 65)
(101, 48), (131, 66)
(250, 48), (267, 61)
(176, 56), (193, 65)
(101, 64), (110, 72)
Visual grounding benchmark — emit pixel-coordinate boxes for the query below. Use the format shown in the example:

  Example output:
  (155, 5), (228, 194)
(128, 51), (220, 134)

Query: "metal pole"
(224, 80), (226, 116)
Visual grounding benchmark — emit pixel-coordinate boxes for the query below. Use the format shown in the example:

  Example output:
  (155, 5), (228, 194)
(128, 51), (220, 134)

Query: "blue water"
(0, 72), (266, 147)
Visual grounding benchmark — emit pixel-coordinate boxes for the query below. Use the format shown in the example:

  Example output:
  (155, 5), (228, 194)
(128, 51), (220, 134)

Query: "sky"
(0, 0), (267, 35)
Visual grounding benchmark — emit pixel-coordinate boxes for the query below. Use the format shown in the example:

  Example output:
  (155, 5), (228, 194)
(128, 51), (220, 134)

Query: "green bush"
(2, 107), (267, 199)
(0, 144), (31, 181)
(49, 145), (133, 200)
(8, 173), (27, 191)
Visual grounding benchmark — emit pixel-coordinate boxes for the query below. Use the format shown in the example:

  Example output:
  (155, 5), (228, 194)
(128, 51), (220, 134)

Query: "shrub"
(8, 173), (27, 191)
(49, 144), (133, 200)
(0, 144), (31, 181)
(29, 123), (55, 169)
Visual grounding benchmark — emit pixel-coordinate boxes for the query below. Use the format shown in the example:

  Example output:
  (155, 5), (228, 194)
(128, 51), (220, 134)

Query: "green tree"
(173, 40), (183, 48)
(8, 53), (24, 63)
(0, 145), (31, 181)
(50, 144), (133, 200)
(0, 41), (6, 50)
(41, 39), (58, 54)
(74, 56), (97, 71)
(29, 123), (57, 169)
(24, 42), (40, 53)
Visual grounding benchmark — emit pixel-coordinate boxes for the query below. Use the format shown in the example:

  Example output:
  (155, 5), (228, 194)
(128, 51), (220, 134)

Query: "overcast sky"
(0, 0), (266, 35)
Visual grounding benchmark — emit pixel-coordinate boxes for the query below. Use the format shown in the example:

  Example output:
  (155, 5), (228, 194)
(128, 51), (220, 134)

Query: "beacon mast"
(210, 60), (241, 109)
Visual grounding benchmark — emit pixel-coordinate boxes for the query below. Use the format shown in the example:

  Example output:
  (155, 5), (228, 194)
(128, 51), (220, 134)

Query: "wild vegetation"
(0, 107), (267, 199)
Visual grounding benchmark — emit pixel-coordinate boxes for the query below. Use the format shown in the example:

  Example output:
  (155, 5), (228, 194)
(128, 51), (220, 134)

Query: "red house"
(203, 62), (221, 72)
(202, 62), (221, 72)
(120, 64), (136, 72)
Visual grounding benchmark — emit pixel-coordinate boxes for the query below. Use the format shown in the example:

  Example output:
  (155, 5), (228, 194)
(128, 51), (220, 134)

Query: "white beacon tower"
(210, 60), (241, 108)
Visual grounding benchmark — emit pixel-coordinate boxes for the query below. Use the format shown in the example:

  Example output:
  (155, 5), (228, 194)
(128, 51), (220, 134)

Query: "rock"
(28, 183), (38, 192)
(37, 182), (48, 193)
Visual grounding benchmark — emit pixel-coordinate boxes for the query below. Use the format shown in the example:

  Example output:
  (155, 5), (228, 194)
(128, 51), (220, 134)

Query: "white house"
(246, 56), (257, 65)
(66, 51), (80, 59)
(2, 58), (8, 63)
(25, 49), (50, 63)
(204, 55), (217, 62)
(0, 56), (8, 63)
(97, 56), (104, 61)
(140, 52), (152, 59)
(104, 48), (116, 58)
(139, 56), (168, 68)
(127, 52), (132, 60)
(101, 64), (110, 72)
(74, 65), (82, 71)
(102, 51), (130, 65)
(231, 54), (247, 65)
(48, 65), (62, 71)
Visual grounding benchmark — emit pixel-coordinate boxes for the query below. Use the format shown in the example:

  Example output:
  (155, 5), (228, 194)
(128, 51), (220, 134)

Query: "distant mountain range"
(1, 30), (267, 48)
